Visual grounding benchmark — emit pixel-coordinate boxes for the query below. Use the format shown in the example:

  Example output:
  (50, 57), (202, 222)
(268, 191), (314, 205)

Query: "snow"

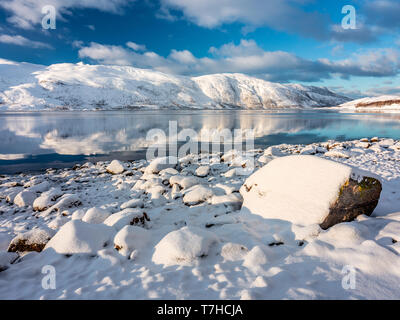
(0, 59), (349, 111)
(242, 246), (269, 272)
(337, 95), (400, 112)
(0, 252), (18, 270)
(195, 165), (211, 177)
(220, 243), (249, 262)
(145, 156), (177, 174)
(103, 208), (146, 230)
(82, 207), (111, 224)
(0, 137), (400, 299)
(50, 194), (82, 212)
(13, 190), (36, 207)
(120, 198), (144, 209)
(113, 225), (151, 257)
(8, 228), (55, 251)
(45, 220), (114, 254)
(241, 156), (357, 226)
(183, 185), (215, 205)
(152, 226), (218, 266)
(106, 160), (126, 175)
(33, 188), (63, 211)
(169, 175), (201, 189)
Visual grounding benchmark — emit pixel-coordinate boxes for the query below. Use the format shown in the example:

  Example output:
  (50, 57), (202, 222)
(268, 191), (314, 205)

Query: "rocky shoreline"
(0, 137), (400, 299)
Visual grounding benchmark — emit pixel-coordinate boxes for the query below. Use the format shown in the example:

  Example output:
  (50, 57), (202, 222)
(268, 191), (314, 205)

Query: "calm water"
(1, 110), (400, 174)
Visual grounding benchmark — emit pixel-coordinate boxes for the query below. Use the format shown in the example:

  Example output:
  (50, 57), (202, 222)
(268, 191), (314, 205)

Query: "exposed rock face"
(321, 177), (382, 229)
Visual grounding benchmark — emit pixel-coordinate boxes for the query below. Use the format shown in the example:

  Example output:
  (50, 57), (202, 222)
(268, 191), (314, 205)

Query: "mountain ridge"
(0, 59), (350, 111)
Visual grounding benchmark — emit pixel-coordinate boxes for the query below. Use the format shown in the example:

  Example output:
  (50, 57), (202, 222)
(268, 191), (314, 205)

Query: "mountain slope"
(338, 95), (400, 111)
(0, 59), (349, 111)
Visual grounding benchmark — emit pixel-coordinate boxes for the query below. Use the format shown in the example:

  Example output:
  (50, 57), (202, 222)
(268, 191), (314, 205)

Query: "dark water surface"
(1, 110), (400, 174)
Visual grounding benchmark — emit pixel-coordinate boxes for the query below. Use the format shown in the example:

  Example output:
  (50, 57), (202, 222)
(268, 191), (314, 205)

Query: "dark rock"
(7, 229), (54, 253)
(320, 177), (382, 230)
(8, 240), (46, 253)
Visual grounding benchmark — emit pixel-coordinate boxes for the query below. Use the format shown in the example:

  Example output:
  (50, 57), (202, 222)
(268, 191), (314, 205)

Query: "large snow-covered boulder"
(240, 156), (382, 229)
(152, 227), (218, 266)
(45, 220), (114, 254)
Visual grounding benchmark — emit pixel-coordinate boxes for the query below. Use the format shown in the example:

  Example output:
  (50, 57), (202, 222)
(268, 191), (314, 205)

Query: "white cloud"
(86, 25), (95, 31)
(71, 40), (84, 48)
(126, 41), (146, 51)
(159, 0), (330, 40)
(0, 34), (53, 48)
(78, 39), (400, 82)
(159, 0), (394, 43)
(0, 0), (133, 29)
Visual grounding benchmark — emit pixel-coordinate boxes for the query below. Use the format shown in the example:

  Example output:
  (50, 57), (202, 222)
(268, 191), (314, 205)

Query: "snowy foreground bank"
(1, 138), (400, 299)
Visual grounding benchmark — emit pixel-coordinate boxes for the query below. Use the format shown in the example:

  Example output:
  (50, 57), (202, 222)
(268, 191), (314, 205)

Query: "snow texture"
(0, 59), (349, 111)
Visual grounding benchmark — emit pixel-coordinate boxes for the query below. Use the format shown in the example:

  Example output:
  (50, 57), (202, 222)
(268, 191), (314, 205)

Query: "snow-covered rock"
(221, 243), (249, 262)
(0, 60), (349, 111)
(243, 246), (268, 271)
(145, 157), (177, 174)
(169, 175), (200, 189)
(45, 220), (114, 254)
(13, 190), (36, 207)
(241, 156), (382, 228)
(195, 166), (211, 177)
(210, 194), (243, 211)
(48, 216), (69, 230)
(183, 185), (214, 206)
(82, 207), (111, 224)
(113, 225), (151, 256)
(51, 194), (82, 211)
(120, 198), (144, 210)
(28, 181), (50, 193)
(33, 188), (63, 211)
(264, 146), (285, 157)
(103, 209), (149, 230)
(71, 208), (87, 220)
(324, 150), (351, 159)
(106, 160), (126, 175)
(8, 228), (55, 252)
(152, 227), (218, 266)
(300, 145), (317, 155)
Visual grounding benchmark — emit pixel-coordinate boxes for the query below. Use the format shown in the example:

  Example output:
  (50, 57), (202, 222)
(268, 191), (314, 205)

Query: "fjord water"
(1, 110), (400, 174)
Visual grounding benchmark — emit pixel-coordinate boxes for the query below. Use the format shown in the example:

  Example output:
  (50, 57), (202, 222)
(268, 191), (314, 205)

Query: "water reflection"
(1, 110), (400, 173)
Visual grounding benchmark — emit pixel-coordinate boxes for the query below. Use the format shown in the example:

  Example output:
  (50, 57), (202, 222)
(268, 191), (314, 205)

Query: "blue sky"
(0, 0), (399, 98)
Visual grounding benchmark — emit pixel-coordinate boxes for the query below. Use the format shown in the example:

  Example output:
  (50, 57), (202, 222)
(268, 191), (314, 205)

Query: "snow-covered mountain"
(338, 95), (400, 111)
(0, 59), (349, 111)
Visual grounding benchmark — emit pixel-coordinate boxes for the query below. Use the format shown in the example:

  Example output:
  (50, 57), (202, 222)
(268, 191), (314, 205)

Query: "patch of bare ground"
(356, 99), (400, 108)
